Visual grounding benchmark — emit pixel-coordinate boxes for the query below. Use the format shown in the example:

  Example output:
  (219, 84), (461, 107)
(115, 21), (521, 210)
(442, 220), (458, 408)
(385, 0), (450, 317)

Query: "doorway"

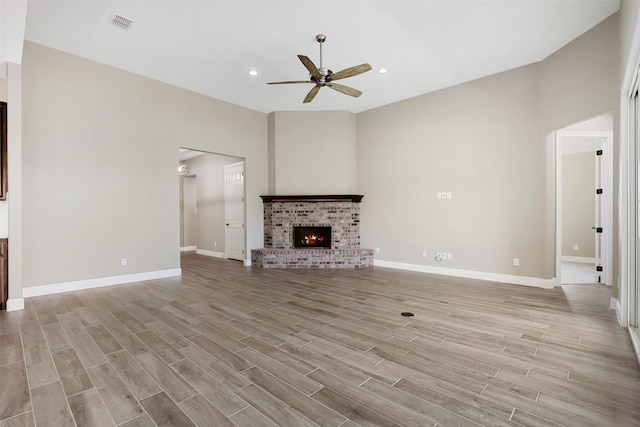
(224, 161), (245, 261)
(178, 149), (246, 262)
(554, 114), (613, 286)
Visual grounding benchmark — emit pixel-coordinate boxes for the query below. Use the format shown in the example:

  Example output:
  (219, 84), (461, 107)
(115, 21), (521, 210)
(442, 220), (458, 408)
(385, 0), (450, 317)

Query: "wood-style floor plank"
(139, 392), (195, 427)
(67, 388), (116, 427)
(1, 254), (639, 427)
(30, 382), (74, 427)
(0, 361), (31, 420)
(51, 348), (93, 396)
(86, 363), (145, 424)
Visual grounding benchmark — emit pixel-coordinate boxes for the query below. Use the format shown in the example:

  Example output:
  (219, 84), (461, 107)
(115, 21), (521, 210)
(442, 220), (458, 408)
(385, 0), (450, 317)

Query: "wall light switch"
(446, 192), (452, 199)
(437, 192), (442, 199)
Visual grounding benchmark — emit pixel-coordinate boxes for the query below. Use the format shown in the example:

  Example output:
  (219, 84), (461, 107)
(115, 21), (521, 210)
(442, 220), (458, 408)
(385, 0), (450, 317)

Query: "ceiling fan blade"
(298, 55), (321, 79)
(267, 81), (312, 85)
(327, 83), (362, 98)
(329, 63), (372, 81)
(303, 86), (320, 103)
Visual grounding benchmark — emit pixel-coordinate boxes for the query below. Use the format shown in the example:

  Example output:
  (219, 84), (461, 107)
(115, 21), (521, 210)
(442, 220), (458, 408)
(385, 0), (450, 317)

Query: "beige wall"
(539, 14), (619, 133)
(357, 65), (545, 277)
(269, 111), (356, 194)
(0, 77), (6, 102)
(21, 42), (266, 288)
(357, 14), (619, 280)
(562, 152), (596, 258)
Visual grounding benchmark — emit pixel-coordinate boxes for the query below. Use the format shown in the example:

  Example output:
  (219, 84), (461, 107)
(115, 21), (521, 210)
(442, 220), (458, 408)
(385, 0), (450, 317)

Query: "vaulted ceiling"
(3, 1), (620, 113)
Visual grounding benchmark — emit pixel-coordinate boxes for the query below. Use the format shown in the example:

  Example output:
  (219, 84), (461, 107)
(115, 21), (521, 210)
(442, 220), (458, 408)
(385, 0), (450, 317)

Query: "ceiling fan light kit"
(268, 34), (372, 103)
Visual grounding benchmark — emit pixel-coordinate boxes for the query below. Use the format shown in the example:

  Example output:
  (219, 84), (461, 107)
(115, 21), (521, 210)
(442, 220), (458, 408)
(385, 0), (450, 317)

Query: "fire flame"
(302, 235), (325, 245)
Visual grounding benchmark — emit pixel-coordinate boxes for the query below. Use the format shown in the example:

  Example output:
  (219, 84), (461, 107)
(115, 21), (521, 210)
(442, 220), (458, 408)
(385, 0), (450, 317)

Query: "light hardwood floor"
(1, 253), (639, 426)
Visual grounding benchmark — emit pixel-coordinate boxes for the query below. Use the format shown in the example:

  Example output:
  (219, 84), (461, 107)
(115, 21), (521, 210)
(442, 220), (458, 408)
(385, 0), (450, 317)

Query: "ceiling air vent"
(108, 13), (134, 31)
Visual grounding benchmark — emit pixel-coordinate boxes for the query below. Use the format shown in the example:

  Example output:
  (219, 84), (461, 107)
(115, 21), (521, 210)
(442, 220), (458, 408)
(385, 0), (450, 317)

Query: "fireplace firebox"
(294, 226), (331, 248)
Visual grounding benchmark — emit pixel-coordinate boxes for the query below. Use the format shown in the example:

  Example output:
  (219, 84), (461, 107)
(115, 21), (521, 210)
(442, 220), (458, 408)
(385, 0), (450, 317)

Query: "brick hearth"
(251, 195), (374, 268)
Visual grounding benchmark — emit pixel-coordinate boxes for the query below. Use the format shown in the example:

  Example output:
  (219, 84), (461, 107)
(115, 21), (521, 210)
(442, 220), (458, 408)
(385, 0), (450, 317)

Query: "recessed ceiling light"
(249, 70), (258, 76)
(378, 68), (388, 74)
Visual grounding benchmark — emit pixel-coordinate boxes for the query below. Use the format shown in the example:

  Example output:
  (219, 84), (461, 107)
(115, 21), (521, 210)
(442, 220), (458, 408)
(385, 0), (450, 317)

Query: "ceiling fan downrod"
(316, 34), (328, 79)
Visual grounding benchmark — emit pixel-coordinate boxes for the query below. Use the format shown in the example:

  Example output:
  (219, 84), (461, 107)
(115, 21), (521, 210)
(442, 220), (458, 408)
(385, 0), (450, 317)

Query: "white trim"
(374, 260), (555, 289)
(22, 268), (182, 298)
(244, 259), (251, 267)
(195, 249), (226, 258)
(180, 246), (197, 252)
(630, 327), (640, 368)
(6, 298), (24, 312)
(619, 92), (631, 327)
(561, 256), (596, 264)
(612, 296), (622, 323)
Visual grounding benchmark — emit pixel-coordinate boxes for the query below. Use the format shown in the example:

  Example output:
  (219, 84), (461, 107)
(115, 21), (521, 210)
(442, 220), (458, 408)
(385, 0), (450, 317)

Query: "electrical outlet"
(447, 253), (452, 260)
(437, 192), (442, 199)
(422, 250), (427, 257)
(214, 241), (217, 247)
(437, 252), (442, 259)
(446, 192), (452, 199)
(121, 258), (127, 267)
(513, 258), (519, 266)
(573, 244), (578, 251)
(376, 247), (381, 253)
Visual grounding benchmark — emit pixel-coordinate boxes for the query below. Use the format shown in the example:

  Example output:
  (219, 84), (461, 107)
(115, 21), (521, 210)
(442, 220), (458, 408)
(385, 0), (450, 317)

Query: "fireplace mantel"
(259, 195), (363, 203)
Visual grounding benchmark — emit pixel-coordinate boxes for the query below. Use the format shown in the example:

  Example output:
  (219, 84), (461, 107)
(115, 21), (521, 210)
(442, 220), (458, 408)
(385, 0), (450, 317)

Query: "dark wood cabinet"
(0, 238), (7, 310)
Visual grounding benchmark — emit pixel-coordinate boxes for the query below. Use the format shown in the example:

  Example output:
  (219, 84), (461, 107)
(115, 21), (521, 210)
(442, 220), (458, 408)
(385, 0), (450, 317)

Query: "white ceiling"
(6, 0), (621, 113)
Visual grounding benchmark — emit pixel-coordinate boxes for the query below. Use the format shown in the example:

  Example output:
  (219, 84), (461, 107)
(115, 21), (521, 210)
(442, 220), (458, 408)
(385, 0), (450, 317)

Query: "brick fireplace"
(251, 195), (374, 268)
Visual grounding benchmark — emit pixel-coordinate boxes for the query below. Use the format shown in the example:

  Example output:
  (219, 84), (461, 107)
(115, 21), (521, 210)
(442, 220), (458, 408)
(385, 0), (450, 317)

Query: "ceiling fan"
(268, 34), (372, 103)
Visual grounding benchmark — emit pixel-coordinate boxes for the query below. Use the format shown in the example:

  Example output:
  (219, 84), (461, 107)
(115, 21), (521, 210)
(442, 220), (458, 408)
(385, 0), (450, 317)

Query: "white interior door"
(225, 161), (245, 261)
(594, 144), (603, 282)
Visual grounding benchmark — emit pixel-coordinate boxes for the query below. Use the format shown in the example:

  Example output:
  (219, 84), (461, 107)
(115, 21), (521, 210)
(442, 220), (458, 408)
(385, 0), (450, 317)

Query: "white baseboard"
(181, 246), (197, 252)
(373, 260), (555, 289)
(630, 328), (640, 368)
(244, 259), (251, 267)
(611, 296), (619, 310)
(6, 298), (24, 312)
(195, 249), (226, 258)
(561, 256), (597, 264)
(22, 268), (182, 298)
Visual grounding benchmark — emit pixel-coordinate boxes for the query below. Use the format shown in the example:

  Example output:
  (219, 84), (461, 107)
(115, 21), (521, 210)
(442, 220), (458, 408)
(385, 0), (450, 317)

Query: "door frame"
(224, 161), (246, 262)
(555, 129), (613, 286)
